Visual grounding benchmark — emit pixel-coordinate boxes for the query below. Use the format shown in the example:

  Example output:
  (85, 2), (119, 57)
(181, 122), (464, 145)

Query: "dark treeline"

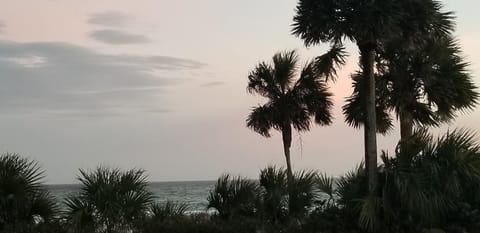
(1, 0), (480, 232)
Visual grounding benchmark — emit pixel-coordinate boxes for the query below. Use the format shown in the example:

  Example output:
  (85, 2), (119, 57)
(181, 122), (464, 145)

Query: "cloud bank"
(0, 40), (206, 117)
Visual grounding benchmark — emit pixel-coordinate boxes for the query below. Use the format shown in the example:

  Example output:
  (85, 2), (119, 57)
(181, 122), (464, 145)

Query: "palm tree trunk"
(360, 45), (378, 196)
(399, 112), (413, 141)
(282, 123), (293, 185)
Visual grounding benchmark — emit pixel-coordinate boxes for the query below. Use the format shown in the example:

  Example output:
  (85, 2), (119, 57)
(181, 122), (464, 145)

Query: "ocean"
(46, 181), (216, 212)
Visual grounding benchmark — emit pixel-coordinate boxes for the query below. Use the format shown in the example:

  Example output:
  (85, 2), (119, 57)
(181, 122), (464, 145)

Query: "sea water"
(46, 180), (215, 212)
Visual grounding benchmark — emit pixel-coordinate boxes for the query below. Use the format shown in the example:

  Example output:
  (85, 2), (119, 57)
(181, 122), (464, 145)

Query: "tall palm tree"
(246, 50), (339, 184)
(343, 35), (478, 141)
(0, 153), (57, 233)
(64, 167), (153, 233)
(292, 0), (454, 194)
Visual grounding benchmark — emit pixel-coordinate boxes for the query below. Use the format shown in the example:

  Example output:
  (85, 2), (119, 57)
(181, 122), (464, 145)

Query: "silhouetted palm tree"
(0, 153), (57, 233)
(246, 50), (339, 184)
(292, 0), (454, 196)
(344, 35), (478, 142)
(64, 167), (153, 233)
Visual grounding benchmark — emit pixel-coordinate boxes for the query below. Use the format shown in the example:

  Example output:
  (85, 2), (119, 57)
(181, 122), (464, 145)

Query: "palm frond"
(317, 173), (334, 200)
(342, 73), (393, 134)
(150, 201), (188, 221)
(258, 166), (288, 222)
(246, 104), (277, 137)
(272, 50), (299, 91)
(247, 62), (281, 99)
(357, 195), (382, 232)
(288, 170), (318, 217)
(314, 44), (347, 81)
(292, 59), (334, 127)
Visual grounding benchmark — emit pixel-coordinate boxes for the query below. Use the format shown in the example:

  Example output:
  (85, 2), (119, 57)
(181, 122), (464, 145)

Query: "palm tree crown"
(343, 35), (478, 139)
(292, 0), (453, 49)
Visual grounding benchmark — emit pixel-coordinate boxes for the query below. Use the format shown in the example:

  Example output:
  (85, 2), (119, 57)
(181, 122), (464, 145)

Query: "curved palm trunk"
(360, 46), (378, 195)
(281, 123), (294, 186)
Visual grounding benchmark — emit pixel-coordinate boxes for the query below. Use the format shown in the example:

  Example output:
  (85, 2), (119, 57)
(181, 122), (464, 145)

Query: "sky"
(0, 0), (479, 184)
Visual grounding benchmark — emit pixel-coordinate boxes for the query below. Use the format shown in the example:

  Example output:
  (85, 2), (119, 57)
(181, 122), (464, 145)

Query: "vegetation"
(246, 50), (339, 185)
(0, 153), (57, 233)
(63, 167), (153, 233)
(343, 34), (478, 141)
(292, 0), (455, 196)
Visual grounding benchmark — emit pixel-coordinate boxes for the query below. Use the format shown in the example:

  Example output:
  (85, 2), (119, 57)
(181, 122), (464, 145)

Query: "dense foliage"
(0, 153), (57, 233)
(63, 167), (154, 233)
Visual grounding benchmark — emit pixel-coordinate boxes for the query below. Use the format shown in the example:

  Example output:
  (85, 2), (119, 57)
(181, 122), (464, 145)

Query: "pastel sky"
(0, 0), (478, 184)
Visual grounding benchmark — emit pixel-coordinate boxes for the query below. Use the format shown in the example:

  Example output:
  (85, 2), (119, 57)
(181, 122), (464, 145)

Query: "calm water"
(46, 181), (215, 212)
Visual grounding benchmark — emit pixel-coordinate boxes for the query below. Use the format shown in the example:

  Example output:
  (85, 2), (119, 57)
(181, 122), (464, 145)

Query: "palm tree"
(344, 35), (478, 142)
(0, 153), (57, 233)
(207, 174), (258, 220)
(64, 167), (153, 233)
(257, 166), (318, 224)
(292, 0), (454, 195)
(246, 49), (339, 184)
(381, 129), (480, 232)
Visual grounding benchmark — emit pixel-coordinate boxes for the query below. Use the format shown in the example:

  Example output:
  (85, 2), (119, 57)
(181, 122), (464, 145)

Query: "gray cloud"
(89, 29), (150, 44)
(201, 81), (225, 87)
(88, 11), (130, 27)
(0, 40), (206, 117)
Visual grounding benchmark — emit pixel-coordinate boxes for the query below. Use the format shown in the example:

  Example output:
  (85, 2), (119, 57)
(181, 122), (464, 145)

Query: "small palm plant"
(258, 166), (288, 224)
(288, 170), (318, 219)
(64, 167), (153, 233)
(247, 50), (340, 185)
(0, 153), (57, 233)
(207, 174), (258, 220)
(257, 166), (318, 225)
(149, 201), (188, 222)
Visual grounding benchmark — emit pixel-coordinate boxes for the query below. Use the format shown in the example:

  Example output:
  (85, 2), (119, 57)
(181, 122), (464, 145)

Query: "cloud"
(201, 81), (225, 87)
(0, 40), (206, 117)
(0, 21), (4, 33)
(89, 29), (150, 44)
(88, 11), (130, 27)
